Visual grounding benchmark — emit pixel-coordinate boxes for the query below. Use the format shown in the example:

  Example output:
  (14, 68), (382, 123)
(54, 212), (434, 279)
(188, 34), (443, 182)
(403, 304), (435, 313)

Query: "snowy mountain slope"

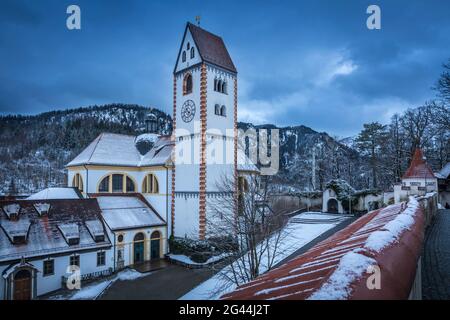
(0, 104), (365, 195)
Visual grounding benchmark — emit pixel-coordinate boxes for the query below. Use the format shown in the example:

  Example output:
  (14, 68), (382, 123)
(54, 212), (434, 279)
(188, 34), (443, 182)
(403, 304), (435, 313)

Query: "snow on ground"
(48, 268), (150, 300)
(168, 253), (231, 266)
(180, 212), (348, 300)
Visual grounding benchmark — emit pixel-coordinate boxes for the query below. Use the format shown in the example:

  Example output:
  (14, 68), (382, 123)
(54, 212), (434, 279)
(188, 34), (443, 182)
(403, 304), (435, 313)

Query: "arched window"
(151, 230), (161, 239)
(142, 174), (159, 194)
(216, 80), (222, 93)
(99, 176), (109, 192)
(183, 73), (193, 95)
(182, 51), (186, 62)
(222, 81), (227, 94)
(98, 174), (136, 193)
(72, 173), (83, 192)
(134, 232), (145, 242)
(215, 104), (220, 115)
(190, 47), (195, 59)
(126, 176), (135, 192)
(220, 105), (226, 117)
(214, 79), (218, 91)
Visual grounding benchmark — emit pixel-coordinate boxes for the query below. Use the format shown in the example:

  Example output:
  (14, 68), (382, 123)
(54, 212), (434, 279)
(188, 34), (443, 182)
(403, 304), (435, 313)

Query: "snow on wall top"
(66, 133), (173, 167)
(26, 188), (81, 200)
(222, 196), (426, 300)
(0, 199), (111, 262)
(96, 196), (165, 231)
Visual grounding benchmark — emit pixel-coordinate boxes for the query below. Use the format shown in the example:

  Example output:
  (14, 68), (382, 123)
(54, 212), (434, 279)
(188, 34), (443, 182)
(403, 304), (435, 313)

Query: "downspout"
(113, 232), (116, 273)
(83, 165), (89, 198)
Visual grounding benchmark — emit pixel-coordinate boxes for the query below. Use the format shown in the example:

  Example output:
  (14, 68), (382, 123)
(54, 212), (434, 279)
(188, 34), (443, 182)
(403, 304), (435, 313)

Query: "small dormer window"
(182, 51), (186, 62)
(190, 47), (195, 59)
(34, 203), (50, 216)
(58, 223), (80, 245)
(187, 42), (190, 50)
(12, 235), (27, 244)
(85, 220), (105, 243)
(3, 204), (20, 220)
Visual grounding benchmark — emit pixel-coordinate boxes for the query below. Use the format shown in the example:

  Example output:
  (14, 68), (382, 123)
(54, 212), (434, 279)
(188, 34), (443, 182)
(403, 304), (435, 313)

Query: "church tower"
(171, 22), (238, 239)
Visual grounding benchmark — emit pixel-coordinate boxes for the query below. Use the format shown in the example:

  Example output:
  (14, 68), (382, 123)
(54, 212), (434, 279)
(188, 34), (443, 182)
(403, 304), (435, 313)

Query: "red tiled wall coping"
(222, 197), (426, 300)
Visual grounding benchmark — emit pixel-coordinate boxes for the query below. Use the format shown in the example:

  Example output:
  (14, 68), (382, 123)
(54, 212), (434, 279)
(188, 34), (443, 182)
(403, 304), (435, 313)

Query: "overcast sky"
(1, 0), (449, 136)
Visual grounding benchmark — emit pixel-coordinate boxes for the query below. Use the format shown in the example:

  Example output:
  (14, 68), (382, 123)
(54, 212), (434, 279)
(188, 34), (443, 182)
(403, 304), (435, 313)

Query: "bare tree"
(206, 174), (290, 296)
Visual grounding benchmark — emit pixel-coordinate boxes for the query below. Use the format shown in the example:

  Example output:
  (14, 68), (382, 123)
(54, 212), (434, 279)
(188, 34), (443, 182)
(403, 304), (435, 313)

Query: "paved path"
(422, 209), (450, 300)
(99, 264), (216, 300)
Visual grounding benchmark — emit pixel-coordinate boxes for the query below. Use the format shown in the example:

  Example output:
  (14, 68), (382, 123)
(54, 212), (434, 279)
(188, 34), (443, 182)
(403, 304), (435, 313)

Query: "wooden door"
(13, 270), (32, 300)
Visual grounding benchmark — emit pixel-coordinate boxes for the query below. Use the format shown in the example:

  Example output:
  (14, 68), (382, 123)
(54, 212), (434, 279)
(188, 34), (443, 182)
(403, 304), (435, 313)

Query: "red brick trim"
(171, 75), (177, 236)
(199, 63), (208, 239)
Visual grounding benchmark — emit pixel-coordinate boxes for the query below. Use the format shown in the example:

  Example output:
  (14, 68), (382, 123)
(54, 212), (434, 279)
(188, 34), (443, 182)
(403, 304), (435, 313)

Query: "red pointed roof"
(402, 148), (435, 179)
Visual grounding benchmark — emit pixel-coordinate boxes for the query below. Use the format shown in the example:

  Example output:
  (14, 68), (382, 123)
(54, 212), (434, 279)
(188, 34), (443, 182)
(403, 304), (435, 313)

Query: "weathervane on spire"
(195, 15), (201, 26)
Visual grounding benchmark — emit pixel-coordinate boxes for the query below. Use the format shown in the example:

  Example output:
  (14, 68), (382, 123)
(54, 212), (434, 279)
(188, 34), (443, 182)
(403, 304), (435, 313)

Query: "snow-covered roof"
(435, 162), (450, 179)
(96, 196), (165, 231)
(237, 148), (259, 173)
(26, 188), (81, 200)
(66, 133), (173, 168)
(222, 196), (425, 300)
(0, 199), (111, 262)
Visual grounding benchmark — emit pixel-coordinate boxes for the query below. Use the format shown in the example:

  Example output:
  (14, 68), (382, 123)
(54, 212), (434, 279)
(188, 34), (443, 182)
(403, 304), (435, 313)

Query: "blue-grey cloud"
(0, 0), (449, 136)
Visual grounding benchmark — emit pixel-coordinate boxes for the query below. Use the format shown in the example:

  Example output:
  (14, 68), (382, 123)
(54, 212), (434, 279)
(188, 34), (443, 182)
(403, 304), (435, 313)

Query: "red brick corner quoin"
(222, 196), (426, 300)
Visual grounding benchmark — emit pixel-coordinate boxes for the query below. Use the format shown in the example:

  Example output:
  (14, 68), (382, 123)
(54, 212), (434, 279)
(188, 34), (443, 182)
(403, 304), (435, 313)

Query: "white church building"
(0, 22), (257, 300)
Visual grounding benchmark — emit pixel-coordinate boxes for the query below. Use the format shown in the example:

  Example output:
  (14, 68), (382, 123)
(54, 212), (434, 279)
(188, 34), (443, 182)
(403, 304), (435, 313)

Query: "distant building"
(435, 162), (450, 207)
(394, 148), (438, 203)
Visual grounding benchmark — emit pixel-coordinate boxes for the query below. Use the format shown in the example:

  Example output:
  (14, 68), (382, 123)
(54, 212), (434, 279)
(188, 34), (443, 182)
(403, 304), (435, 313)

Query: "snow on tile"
(364, 197), (419, 253)
(307, 251), (377, 300)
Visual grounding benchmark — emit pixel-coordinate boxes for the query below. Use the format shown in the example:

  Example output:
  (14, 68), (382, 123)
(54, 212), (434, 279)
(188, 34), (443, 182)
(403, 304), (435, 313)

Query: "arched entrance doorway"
(327, 198), (339, 213)
(150, 231), (161, 259)
(13, 269), (32, 300)
(133, 233), (145, 264)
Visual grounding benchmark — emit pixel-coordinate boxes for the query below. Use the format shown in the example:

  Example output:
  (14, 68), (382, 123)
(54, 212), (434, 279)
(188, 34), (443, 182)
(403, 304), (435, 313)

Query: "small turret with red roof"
(402, 148), (436, 179)
(394, 148), (438, 203)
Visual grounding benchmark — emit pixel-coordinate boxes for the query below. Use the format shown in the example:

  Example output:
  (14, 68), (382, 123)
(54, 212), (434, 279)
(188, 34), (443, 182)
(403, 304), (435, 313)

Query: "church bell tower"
(171, 22), (238, 239)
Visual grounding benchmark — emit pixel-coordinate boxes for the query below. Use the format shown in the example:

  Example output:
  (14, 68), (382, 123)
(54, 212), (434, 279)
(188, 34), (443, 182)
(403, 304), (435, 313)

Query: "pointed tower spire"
(402, 148), (435, 179)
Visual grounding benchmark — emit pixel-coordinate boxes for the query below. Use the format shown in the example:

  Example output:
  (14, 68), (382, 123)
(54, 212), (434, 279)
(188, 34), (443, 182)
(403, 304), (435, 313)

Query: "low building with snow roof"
(92, 194), (167, 270)
(0, 199), (112, 300)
